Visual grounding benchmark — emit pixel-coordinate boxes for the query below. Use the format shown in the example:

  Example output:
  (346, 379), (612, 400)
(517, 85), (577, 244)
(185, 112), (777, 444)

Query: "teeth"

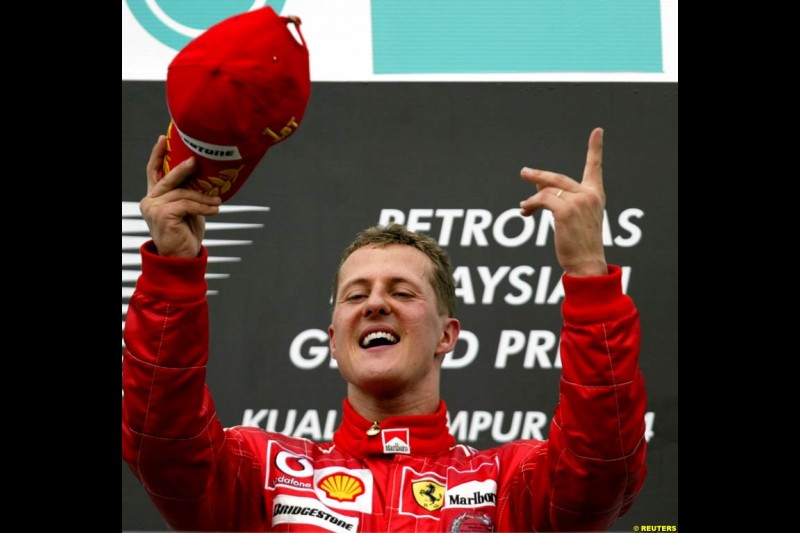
(361, 331), (398, 347)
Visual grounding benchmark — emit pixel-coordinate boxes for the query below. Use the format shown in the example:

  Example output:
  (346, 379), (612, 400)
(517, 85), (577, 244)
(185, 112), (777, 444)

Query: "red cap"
(163, 6), (311, 202)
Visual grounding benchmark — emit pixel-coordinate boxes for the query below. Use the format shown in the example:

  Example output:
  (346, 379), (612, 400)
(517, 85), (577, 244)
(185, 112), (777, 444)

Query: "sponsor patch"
(318, 473), (365, 503)
(449, 511), (494, 532)
(412, 479), (446, 511)
(314, 466), (374, 512)
(272, 494), (359, 533)
(265, 441), (315, 492)
(382, 428), (410, 454)
(445, 479), (498, 508)
(398, 468), (447, 520)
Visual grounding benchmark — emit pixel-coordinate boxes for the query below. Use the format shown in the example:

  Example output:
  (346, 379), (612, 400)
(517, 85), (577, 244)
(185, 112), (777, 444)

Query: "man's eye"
(346, 294), (366, 301)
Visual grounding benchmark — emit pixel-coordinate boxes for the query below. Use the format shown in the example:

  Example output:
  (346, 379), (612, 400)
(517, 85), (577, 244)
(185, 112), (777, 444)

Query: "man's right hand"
(140, 135), (222, 258)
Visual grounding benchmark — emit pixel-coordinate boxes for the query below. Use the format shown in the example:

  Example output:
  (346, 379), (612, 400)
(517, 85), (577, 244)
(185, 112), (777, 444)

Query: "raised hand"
(519, 127), (607, 277)
(139, 135), (222, 258)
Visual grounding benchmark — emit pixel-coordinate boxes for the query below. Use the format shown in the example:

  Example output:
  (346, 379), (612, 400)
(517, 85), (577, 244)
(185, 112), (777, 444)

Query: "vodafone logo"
(276, 451), (313, 477)
(265, 442), (318, 492)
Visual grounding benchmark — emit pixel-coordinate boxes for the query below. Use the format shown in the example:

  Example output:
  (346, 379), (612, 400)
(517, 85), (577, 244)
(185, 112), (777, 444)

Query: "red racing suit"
(122, 242), (647, 532)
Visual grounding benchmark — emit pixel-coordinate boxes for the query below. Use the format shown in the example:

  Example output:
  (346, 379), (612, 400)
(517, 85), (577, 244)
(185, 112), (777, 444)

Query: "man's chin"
(355, 372), (407, 397)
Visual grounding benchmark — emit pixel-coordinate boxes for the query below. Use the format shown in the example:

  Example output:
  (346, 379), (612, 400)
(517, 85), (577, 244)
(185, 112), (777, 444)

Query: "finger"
(150, 186), (223, 207)
(581, 127), (604, 188)
(518, 191), (540, 217)
(140, 190), (221, 226)
(520, 167), (577, 192)
(169, 197), (222, 218)
(149, 156), (197, 197)
(146, 136), (167, 189)
(519, 189), (564, 217)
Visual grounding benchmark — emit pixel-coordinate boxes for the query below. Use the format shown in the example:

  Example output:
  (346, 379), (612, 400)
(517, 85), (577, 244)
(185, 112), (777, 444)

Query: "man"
(122, 127), (647, 532)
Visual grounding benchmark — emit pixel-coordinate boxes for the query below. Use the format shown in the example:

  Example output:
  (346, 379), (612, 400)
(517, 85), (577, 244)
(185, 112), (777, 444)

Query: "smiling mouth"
(360, 331), (399, 348)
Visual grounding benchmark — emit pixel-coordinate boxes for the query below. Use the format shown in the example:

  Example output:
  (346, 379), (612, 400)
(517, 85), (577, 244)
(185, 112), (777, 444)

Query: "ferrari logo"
(413, 480), (445, 511)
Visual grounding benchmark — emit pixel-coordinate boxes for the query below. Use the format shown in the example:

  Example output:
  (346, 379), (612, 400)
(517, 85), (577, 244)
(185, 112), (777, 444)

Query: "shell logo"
(318, 473), (365, 502)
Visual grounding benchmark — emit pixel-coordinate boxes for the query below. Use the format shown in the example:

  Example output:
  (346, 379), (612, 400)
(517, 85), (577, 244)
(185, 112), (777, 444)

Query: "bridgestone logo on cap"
(177, 126), (243, 161)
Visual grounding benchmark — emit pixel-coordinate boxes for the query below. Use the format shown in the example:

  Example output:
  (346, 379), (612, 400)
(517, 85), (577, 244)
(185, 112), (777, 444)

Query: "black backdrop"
(122, 81), (678, 531)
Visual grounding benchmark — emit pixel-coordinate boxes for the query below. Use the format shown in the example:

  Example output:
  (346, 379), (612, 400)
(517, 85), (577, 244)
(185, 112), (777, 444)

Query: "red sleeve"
(121, 241), (265, 531)
(545, 265), (647, 531)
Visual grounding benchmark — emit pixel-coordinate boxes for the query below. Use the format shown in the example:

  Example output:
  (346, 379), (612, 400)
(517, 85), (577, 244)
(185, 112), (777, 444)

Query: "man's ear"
(328, 325), (336, 359)
(434, 318), (460, 356)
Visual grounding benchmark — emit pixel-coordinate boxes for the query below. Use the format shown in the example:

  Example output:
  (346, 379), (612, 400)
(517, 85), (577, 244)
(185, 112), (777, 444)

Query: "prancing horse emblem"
(412, 480), (445, 511)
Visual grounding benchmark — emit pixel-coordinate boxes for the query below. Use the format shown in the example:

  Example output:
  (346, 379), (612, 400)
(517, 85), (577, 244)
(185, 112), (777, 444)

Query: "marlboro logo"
(382, 428), (410, 454)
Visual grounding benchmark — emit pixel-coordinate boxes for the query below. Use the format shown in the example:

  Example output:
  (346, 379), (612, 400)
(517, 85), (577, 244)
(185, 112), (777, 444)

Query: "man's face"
(329, 244), (460, 398)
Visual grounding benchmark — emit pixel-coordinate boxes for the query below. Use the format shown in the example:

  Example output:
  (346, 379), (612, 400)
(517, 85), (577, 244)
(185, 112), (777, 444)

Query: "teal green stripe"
(371, 0), (662, 74)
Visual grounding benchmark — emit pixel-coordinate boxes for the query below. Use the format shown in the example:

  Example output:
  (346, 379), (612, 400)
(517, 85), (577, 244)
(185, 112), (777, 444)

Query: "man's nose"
(364, 290), (391, 316)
